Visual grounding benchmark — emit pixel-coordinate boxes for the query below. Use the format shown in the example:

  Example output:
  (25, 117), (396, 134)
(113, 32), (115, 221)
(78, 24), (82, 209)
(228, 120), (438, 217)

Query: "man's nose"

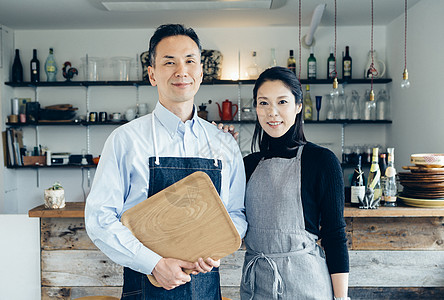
(175, 62), (188, 77)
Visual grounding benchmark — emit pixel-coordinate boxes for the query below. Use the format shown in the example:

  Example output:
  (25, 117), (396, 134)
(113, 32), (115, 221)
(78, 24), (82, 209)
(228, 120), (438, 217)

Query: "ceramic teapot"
(364, 50), (386, 79)
(216, 99), (238, 121)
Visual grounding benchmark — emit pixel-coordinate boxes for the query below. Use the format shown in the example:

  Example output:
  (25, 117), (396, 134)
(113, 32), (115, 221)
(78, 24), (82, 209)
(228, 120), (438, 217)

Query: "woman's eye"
(258, 101), (268, 106)
(278, 99), (288, 104)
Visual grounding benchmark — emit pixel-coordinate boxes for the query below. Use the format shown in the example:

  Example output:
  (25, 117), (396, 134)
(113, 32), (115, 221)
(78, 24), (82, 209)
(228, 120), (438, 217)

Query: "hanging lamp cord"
(298, 0), (302, 81)
(404, 0), (408, 70)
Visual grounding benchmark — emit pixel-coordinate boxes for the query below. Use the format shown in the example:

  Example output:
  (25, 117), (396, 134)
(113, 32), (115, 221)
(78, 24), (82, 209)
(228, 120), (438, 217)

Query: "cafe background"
(0, 0), (443, 299)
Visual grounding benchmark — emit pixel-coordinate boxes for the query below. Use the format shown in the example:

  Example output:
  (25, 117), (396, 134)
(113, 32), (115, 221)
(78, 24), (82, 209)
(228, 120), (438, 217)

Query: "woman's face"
(256, 80), (302, 138)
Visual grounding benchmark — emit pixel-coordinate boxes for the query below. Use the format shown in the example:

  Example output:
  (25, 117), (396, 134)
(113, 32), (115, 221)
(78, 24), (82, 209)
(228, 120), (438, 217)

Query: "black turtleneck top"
(243, 126), (349, 274)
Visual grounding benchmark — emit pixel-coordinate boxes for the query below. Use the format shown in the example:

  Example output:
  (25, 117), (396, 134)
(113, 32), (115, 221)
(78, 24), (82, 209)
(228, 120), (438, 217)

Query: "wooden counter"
(29, 201), (444, 218)
(30, 202), (444, 299)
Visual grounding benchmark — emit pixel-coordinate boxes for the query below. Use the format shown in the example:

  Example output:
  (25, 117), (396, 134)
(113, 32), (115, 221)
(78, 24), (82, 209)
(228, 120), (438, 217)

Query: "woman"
(240, 67), (349, 300)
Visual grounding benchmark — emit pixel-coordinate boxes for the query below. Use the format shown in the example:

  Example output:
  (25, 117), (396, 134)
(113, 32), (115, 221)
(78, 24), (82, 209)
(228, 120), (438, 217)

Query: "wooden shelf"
(7, 164), (96, 169)
(5, 78), (392, 87)
(29, 202), (86, 218)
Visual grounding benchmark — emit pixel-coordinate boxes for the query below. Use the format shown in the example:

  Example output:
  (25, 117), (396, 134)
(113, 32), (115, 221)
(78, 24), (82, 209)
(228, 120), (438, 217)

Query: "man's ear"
(148, 65), (157, 87)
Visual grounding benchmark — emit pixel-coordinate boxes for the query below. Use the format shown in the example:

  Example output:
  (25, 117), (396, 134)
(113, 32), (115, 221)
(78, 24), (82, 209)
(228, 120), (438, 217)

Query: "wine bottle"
(384, 148), (397, 207)
(327, 46), (336, 79)
(307, 47), (317, 80)
(287, 50), (296, 75)
(367, 147), (381, 206)
(30, 49), (40, 83)
(303, 85), (313, 121)
(342, 46), (352, 81)
(379, 153), (388, 205)
(11, 49), (23, 83)
(45, 48), (57, 82)
(351, 156), (365, 207)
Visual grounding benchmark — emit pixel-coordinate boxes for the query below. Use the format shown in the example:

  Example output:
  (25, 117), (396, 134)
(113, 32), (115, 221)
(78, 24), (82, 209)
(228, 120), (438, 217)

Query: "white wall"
(3, 25), (388, 214)
(387, 0), (444, 170)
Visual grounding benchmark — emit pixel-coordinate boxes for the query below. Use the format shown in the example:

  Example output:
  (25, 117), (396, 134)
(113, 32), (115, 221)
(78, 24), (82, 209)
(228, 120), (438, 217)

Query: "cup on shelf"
(112, 57), (133, 81)
(81, 56), (104, 81)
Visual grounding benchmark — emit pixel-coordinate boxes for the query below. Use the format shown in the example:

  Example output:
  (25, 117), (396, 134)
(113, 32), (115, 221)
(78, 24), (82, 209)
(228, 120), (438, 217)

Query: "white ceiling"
(0, 0), (421, 30)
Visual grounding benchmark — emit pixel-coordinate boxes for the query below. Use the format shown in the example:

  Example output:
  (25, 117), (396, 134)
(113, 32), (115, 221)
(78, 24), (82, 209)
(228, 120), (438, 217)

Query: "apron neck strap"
(151, 111), (218, 167)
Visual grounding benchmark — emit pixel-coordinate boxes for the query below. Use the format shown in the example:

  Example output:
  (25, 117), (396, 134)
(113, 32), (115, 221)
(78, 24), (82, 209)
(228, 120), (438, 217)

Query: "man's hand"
(212, 122), (239, 140)
(190, 257), (221, 275)
(152, 258), (196, 290)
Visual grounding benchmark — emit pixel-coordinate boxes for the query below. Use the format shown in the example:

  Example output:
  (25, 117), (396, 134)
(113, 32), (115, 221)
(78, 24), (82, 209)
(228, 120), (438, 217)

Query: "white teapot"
(364, 50), (386, 79)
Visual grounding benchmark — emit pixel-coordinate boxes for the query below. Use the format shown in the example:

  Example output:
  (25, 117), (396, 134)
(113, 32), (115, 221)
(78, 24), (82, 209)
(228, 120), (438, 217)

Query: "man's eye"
(187, 60), (196, 64)
(164, 61), (174, 65)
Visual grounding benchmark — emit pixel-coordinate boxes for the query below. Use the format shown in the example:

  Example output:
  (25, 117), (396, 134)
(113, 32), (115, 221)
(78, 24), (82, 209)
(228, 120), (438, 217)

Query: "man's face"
(148, 35), (203, 106)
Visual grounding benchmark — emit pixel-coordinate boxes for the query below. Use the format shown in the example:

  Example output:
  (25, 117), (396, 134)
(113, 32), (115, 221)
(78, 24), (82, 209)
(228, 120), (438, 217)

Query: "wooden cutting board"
(121, 171), (241, 287)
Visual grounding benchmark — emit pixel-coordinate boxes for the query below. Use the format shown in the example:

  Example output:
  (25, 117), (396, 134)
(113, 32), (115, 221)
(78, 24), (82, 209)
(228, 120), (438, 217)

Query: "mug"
(99, 112), (107, 122)
(111, 112), (122, 122)
(125, 108), (136, 121)
(89, 112), (98, 122)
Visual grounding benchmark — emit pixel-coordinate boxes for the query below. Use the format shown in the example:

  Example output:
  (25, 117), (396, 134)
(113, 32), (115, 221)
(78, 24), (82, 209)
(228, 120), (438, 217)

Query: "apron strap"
(151, 110), (218, 167)
(243, 252), (283, 300)
(151, 112), (160, 165)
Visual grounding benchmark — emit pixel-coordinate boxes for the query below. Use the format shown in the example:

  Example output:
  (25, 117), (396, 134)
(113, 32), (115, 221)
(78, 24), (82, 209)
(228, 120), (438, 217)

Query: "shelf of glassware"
(4, 78), (392, 87)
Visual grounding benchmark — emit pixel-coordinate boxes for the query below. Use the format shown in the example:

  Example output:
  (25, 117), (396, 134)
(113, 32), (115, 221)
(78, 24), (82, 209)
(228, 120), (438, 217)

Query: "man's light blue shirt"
(85, 102), (247, 275)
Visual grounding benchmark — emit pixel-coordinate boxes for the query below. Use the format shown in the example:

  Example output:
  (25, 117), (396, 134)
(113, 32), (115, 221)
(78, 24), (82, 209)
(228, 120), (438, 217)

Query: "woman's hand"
(212, 122), (239, 140)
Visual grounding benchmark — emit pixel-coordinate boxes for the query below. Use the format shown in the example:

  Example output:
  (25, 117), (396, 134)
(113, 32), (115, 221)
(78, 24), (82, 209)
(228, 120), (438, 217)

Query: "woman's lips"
(267, 121), (283, 128)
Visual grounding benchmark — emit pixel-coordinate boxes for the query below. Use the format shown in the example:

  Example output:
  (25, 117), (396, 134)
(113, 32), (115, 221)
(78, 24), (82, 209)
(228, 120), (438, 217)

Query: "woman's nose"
(268, 106), (278, 116)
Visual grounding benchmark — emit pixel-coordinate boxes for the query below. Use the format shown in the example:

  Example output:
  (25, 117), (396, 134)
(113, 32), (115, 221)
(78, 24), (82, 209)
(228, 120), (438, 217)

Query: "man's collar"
(153, 102), (199, 138)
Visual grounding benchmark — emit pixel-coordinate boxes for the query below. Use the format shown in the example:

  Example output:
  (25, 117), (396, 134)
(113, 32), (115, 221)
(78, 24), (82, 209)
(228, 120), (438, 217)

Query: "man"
(85, 24), (247, 299)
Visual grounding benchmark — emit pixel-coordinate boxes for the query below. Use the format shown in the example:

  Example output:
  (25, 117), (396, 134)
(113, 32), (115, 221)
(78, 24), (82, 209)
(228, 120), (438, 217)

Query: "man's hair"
(148, 24), (202, 67)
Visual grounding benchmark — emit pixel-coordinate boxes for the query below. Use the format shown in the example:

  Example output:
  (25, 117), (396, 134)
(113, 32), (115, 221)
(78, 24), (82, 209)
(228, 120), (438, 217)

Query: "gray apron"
(240, 145), (333, 300)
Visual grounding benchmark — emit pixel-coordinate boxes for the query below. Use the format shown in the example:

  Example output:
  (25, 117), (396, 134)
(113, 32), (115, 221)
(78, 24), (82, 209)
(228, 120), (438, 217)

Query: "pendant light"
(330, 0), (339, 97)
(369, 0), (375, 101)
(401, 0), (411, 89)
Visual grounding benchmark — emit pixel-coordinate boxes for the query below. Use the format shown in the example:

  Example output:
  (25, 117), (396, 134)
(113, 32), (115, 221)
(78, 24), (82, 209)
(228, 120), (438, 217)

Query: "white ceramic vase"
(44, 189), (66, 209)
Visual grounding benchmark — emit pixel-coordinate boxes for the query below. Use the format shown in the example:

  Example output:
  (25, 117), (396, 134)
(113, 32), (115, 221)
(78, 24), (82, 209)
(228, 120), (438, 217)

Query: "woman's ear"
(296, 103), (303, 114)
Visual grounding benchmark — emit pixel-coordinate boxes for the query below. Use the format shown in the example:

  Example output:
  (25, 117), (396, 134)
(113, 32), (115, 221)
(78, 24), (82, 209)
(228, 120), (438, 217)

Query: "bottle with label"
(287, 50), (296, 75)
(379, 153), (388, 205)
(247, 51), (260, 79)
(384, 148), (397, 207)
(303, 85), (313, 121)
(327, 46), (336, 79)
(351, 156), (366, 207)
(269, 48), (277, 68)
(367, 147), (382, 206)
(30, 49), (40, 83)
(45, 48), (57, 82)
(342, 46), (352, 81)
(307, 47), (317, 80)
(11, 49), (24, 83)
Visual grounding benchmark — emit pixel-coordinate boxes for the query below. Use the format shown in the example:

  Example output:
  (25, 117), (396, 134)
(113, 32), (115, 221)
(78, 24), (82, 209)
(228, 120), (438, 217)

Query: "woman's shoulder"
(302, 142), (340, 165)
(243, 151), (262, 166)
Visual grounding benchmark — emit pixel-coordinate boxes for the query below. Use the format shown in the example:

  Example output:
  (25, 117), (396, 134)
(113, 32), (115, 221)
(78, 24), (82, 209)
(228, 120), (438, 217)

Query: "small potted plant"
(44, 181), (65, 209)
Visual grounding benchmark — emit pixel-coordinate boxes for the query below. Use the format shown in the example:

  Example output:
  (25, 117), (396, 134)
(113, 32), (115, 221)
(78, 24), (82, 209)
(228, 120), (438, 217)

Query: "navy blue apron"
(121, 112), (223, 300)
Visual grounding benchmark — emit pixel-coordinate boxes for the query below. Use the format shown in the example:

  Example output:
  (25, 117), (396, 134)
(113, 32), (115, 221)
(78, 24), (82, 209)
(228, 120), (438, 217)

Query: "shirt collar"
(153, 102), (200, 139)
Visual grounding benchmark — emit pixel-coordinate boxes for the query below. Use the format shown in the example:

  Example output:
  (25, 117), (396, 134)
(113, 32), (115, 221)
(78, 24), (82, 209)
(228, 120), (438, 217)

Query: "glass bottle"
(350, 90), (360, 120)
(325, 93), (336, 120)
(12, 49), (24, 83)
(30, 49), (40, 83)
(384, 148), (397, 207)
(367, 147), (382, 207)
(376, 89), (389, 120)
(327, 46), (336, 79)
(45, 48), (57, 82)
(287, 50), (296, 75)
(337, 84), (347, 120)
(303, 85), (313, 121)
(364, 89), (376, 120)
(247, 51), (260, 79)
(351, 156), (366, 207)
(269, 48), (277, 68)
(307, 47), (317, 80)
(342, 46), (352, 81)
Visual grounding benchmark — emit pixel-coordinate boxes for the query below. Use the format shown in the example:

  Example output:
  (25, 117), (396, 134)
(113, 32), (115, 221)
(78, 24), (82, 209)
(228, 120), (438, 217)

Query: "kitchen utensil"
(411, 154), (444, 168)
(402, 166), (444, 174)
(81, 56), (104, 81)
(121, 171), (241, 287)
(216, 99), (238, 121)
(110, 112), (122, 122)
(112, 56), (133, 81)
(99, 112), (107, 122)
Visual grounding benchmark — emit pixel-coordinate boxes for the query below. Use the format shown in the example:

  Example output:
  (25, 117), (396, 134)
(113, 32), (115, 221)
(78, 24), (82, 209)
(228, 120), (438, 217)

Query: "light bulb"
(330, 77), (339, 97)
(401, 69), (410, 89)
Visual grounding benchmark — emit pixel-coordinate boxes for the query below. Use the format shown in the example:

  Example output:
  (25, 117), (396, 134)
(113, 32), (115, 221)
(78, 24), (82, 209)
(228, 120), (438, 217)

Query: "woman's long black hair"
(251, 66), (306, 153)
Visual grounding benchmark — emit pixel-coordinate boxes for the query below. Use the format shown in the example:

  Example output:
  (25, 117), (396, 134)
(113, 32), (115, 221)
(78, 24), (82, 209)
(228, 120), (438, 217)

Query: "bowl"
(411, 153), (444, 168)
